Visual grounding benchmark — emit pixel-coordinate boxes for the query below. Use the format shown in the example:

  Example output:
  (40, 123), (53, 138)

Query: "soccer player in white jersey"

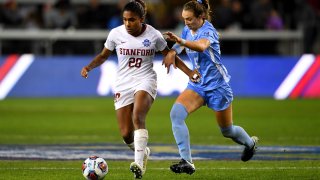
(80, 0), (199, 179)
(162, 0), (259, 175)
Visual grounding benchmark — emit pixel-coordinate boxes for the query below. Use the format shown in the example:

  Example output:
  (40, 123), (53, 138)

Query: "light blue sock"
(170, 103), (192, 162)
(220, 125), (254, 148)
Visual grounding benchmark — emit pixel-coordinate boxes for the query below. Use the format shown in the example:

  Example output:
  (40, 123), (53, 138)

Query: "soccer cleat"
(143, 147), (150, 172)
(130, 162), (144, 179)
(241, 136), (259, 162)
(170, 159), (195, 175)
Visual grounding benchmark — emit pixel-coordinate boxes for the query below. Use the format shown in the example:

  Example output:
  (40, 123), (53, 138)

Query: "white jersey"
(104, 24), (167, 91)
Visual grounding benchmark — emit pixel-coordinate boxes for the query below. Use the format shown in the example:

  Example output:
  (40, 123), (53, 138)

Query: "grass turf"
(0, 98), (319, 179)
(0, 160), (319, 180)
(0, 98), (319, 145)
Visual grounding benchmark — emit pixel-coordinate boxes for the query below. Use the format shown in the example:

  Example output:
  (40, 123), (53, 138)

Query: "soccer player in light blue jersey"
(163, 0), (259, 175)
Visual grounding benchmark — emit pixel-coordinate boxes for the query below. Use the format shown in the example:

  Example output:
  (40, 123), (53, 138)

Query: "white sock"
(134, 129), (148, 167)
(124, 141), (135, 151)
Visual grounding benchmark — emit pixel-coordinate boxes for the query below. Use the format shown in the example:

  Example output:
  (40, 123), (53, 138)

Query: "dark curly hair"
(123, 0), (147, 19)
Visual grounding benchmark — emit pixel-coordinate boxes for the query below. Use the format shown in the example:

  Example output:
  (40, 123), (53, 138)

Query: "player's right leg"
(169, 104), (195, 175)
(115, 88), (135, 147)
(116, 104), (135, 147)
(170, 89), (203, 174)
(170, 103), (191, 162)
(170, 159), (195, 175)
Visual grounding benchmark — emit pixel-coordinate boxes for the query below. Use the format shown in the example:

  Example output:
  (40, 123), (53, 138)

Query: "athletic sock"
(220, 125), (254, 148)
(134, 129), (148, 167)
(170, 103), (192, 163)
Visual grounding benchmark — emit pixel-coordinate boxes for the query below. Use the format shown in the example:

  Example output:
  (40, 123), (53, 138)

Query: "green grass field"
(0, 98), (319, 179)
(0, 160), (319, 180)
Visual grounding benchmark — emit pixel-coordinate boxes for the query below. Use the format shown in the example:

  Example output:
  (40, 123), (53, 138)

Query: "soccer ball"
(82, 156), (108, 180)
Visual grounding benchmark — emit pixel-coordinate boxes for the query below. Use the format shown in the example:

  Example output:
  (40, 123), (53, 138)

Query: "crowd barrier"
(0, 54), (319, 100)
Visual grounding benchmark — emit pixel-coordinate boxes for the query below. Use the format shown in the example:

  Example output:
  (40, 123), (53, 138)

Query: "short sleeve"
(155, 30), (167, 52)
(104, 29), (116, 51)
(199, 28), (217, 44)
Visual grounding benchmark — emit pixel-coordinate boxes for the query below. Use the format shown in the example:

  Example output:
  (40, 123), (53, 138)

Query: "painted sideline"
(0, 144), (319, 161)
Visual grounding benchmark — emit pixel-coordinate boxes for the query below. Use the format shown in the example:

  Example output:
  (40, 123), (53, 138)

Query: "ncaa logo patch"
(142, 39), (151, 47)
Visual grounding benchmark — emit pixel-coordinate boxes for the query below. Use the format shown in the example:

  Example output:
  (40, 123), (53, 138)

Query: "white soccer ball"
(82, 156), (108, 180)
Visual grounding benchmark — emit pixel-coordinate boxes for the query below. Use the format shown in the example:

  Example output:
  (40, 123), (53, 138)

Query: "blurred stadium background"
(0, 0), (319, 98)
(0, 0), (319, 55)
(0, 0), (319, 179)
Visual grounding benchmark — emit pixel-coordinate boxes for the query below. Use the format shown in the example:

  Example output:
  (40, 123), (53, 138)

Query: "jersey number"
(128, 57), (142, 68)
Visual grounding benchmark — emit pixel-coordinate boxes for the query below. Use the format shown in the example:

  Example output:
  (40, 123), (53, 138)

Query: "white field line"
(0, 167), (319, 170)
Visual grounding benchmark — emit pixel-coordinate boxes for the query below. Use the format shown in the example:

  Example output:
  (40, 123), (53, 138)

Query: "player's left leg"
(209, 85), (258, 161)
(129, 90), (154, 178)
(215, 105), (258, 161)
(216, 105), (254, 147)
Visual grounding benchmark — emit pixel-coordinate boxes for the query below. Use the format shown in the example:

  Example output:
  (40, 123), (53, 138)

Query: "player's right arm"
(81, 48), (112, 78)
(164, 31), (210, 52)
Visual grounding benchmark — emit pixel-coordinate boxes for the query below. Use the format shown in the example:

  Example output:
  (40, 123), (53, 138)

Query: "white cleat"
(130, 162), (144, 179)
(143, 147), (150, 173)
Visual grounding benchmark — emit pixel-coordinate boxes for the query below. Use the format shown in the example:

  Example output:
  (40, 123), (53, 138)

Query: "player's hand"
(189, 69), (201, 83)
(81, 66), (90, 78)
(162, 50), (177, 74)
(163, 31), (181, 43)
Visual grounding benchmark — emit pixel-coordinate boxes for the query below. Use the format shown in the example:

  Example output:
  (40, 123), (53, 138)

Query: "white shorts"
(113, 79), (157, 110)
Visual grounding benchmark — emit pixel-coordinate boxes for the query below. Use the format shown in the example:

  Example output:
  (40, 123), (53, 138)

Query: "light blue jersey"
(178, 20), (233, 111)
(181, 20), (230, 91)
(169, 22), (255, 165)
